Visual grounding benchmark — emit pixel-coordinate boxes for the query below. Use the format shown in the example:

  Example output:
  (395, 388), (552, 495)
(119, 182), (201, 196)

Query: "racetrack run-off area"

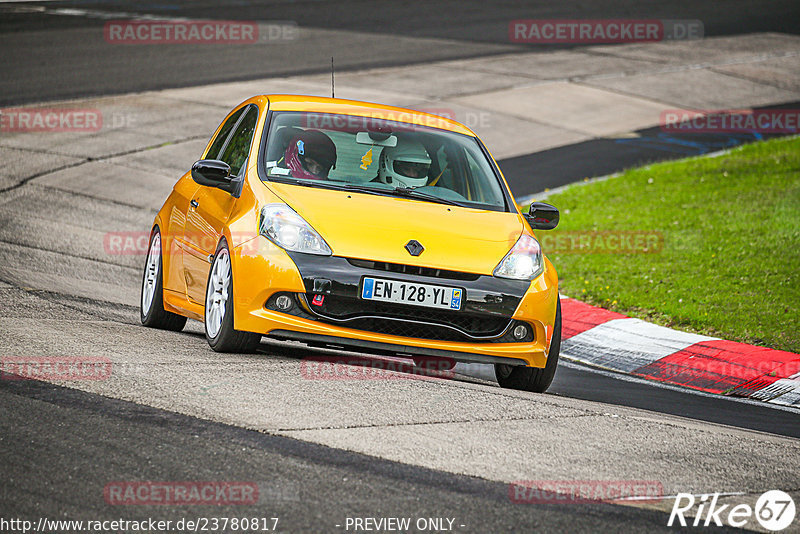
(560, 297), (800, 406)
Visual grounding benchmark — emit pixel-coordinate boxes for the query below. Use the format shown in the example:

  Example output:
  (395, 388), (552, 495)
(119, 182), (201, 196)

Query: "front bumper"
(231, 236), (558, 368)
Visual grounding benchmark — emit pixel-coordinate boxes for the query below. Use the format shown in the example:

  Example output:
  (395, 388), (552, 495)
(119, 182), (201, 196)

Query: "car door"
(183, 105), (258, 304)
(174, 106), (245, 300)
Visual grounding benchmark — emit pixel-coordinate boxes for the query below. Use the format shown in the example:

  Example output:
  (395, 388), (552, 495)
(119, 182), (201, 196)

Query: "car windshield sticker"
(360, 147), (373, 170)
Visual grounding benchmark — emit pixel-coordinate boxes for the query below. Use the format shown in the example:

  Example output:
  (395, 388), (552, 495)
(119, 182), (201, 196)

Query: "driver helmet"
(377, 140), (432, 187)
(285, 130), (337, 180)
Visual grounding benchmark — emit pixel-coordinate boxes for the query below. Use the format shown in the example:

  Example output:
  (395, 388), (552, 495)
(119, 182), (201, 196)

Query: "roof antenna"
(331, 56), (335, 98)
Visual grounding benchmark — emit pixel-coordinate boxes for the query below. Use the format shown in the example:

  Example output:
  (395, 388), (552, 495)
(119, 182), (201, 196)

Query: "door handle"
(190, 199), (199, 209)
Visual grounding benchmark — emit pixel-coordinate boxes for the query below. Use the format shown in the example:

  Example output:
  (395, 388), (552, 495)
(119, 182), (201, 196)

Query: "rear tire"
(495, 299), (561, 393)
(140, 228), (187, 331)
(204, 239), (261, 353)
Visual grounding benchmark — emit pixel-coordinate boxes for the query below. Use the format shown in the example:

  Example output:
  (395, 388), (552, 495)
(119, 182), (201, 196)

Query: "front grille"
(337, 317), (487, 342)
(265, 292), (533, 344)
(346, 258), (480, 281)
(312, 294), (510, 341)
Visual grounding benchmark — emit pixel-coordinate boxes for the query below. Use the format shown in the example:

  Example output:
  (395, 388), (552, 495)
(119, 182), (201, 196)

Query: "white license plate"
(361, 277), (463, 311)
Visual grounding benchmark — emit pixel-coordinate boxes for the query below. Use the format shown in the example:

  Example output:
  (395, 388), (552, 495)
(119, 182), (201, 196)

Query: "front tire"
(495, 299), (561, 393)
(140, 228), (187, 331)
(204, 239), (261, 353)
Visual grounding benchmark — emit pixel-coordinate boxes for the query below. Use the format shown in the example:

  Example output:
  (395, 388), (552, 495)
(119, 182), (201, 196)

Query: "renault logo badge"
(405, 240), (424, 256)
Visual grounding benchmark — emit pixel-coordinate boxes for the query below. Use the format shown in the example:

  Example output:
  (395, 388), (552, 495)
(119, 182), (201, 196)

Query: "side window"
(205, 107), (246, 160)
(219, 107), (258, 175)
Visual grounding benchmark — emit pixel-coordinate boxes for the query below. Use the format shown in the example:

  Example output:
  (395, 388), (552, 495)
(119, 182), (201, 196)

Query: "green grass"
(537, 136), (800, 353)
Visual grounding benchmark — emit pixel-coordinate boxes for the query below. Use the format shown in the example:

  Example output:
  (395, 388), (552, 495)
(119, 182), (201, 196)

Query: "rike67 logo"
(669, 490), (796, 531)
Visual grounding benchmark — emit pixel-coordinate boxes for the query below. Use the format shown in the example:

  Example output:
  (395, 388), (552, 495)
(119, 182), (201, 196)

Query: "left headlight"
(259, 203), (332, 255)
(493, 234), (544, 280)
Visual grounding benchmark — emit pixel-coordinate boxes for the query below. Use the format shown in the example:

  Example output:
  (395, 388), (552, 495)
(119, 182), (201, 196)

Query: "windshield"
(261, 111), (508, 211)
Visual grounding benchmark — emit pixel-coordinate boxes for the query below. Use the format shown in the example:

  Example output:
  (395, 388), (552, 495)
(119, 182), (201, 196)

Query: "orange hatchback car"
(140, 95), (562, 392)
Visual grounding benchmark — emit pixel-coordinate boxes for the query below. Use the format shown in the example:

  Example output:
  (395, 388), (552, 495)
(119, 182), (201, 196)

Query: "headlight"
(259, 204), (332, 255)
(493, 234), (543, 280)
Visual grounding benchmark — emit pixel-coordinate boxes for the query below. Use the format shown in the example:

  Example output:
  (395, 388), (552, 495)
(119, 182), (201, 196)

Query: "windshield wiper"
(339, 183), (464, 206)
(338, 183), (395, 196)
(269, 177), (350, 191)
(272, 179), (465, 207)
(387, 186), (464, 207)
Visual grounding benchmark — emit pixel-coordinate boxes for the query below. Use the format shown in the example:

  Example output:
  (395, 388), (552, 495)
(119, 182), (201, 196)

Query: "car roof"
(261, 94), (475, 136)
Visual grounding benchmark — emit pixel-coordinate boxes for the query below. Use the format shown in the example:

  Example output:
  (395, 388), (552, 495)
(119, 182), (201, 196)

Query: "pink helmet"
(284, 130), (337, 180)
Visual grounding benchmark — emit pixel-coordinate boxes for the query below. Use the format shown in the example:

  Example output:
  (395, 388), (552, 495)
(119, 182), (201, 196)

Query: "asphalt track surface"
(0, 378), (681, 532)
(1, 0), (799, 106)
(3, 1), (800, 198)
(501, 101), (800, 198)
(1, 2), (799, 532)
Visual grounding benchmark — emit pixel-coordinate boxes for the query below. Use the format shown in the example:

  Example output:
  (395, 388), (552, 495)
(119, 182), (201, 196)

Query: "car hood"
(267, 183), (524, 275)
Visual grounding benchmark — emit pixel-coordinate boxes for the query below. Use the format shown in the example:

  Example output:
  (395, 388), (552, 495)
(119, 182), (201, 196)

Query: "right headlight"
(259, 203), (332, 255)
(493, 234), (544, 280)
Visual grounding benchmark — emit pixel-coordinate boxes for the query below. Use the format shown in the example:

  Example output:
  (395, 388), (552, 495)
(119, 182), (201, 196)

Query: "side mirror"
(191, 159), (234, 193)
(525, 202), (559, 230)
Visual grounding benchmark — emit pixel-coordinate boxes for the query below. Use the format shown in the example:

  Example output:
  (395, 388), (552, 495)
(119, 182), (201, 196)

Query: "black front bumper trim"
(267, 330), (529, 367)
